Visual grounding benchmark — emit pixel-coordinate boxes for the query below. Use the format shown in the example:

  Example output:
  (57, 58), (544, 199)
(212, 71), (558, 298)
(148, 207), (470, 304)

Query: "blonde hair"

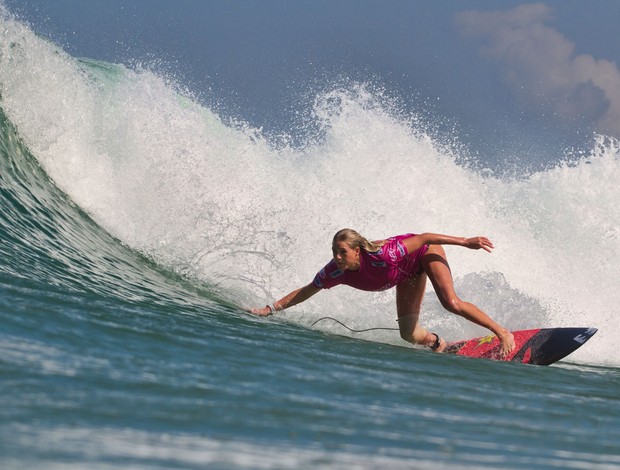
(332, 228), (386, 253)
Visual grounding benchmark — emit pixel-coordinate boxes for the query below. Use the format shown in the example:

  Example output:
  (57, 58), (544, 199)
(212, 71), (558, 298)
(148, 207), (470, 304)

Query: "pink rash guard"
(312, 233), (429, 292)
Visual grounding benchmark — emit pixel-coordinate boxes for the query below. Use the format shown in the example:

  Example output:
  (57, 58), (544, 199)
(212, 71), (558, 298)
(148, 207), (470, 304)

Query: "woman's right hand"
(248, 306), (272, 316)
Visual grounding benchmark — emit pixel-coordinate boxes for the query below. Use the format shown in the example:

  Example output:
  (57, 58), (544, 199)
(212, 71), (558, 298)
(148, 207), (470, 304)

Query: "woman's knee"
(440, 296), (465, 315)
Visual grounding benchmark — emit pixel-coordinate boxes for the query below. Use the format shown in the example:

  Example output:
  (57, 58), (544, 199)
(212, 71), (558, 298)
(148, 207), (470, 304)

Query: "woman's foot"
(429, 333), (447, 353)
(498, 330), (515, 358)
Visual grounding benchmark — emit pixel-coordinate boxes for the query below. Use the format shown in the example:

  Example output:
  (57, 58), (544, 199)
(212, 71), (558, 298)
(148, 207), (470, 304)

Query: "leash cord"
(311, 316), (399, 333)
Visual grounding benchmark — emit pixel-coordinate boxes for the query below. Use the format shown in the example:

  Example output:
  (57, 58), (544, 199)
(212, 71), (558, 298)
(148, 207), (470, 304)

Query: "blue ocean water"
(1, 5), (620, 469)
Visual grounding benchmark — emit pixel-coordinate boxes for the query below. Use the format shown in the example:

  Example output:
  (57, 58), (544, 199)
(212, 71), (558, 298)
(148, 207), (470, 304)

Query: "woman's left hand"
(464, 236), (494, 253)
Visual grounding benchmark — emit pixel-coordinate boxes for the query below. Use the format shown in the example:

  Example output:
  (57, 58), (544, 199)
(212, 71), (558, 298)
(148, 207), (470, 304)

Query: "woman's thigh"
(421, 244), (459, 308)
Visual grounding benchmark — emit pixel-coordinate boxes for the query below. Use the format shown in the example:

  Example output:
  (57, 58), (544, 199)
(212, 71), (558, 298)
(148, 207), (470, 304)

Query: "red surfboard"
(444, 327), (597, 365)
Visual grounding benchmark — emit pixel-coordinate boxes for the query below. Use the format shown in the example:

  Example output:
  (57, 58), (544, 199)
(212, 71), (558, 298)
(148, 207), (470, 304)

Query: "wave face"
(1, 9), (619, 366)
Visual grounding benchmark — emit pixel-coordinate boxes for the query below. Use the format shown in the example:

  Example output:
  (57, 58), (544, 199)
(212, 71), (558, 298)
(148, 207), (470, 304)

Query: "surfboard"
(444, 327), (597, 365)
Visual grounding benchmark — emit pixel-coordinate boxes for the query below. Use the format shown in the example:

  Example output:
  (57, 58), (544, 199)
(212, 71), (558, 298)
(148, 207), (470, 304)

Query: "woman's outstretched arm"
(250, 283), (321, 316)
(403, 233), (494, 254)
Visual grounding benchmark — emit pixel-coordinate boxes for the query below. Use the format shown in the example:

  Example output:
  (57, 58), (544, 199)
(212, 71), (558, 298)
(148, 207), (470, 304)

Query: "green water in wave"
(0, 106), (215, 307)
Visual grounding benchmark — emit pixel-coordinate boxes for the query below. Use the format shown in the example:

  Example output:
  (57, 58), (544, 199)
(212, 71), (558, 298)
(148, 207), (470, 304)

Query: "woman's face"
(332, 241), (360, 271)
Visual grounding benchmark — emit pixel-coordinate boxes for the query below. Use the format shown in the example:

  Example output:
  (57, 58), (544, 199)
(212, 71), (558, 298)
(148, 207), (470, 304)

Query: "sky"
(3, 0), (620, 166)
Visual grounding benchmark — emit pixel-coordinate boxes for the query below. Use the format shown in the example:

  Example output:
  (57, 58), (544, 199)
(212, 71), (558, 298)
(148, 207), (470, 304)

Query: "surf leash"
(311, 316), (399, 333)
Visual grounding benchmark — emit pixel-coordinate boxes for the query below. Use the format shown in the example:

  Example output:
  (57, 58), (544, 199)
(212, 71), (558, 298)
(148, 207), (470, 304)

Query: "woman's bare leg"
(396, 273), (446, 350)
(422, 244), (515, 356)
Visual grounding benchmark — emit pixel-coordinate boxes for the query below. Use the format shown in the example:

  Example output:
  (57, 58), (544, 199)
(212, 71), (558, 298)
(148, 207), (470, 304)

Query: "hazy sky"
(4, 0), (620, 164)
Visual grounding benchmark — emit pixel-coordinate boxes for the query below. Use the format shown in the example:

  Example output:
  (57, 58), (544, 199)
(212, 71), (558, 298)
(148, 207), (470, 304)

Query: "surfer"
(250, 230), (516, 357)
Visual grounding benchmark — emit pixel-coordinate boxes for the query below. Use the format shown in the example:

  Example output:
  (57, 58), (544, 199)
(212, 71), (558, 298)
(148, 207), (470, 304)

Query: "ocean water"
(1, 6), (620, 469)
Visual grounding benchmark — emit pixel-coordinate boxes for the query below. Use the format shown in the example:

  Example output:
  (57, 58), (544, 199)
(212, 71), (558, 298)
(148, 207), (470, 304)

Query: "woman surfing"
(250, 229), (515, 357)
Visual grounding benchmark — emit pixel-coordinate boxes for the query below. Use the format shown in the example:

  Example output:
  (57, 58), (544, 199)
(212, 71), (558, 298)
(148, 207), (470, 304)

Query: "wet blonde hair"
(332, 228), (386, 253)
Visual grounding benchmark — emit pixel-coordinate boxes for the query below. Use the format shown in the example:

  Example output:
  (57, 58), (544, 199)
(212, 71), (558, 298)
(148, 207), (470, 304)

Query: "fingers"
(468, 236), (494, 252)
(249, 306), (274, 317)
(480, 237), (494, 251)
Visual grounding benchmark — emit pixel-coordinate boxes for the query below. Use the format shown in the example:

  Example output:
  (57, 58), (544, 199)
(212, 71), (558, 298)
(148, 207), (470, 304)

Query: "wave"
(1, 10), (618, 366)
